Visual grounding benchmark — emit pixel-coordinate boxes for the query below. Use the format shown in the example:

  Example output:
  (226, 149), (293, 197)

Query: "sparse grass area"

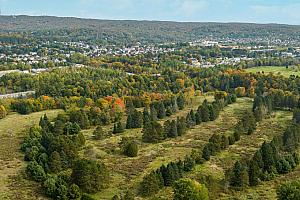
(0, 110), (63, 200)
(189, 110), (292, 200)
(2, 96), (290, 200)
(86, 97), (252, 199)
(245, 66), (300, 78)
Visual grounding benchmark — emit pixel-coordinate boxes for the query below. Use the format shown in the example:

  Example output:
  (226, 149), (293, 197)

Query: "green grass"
(88, 97), (253, 199)
(245, 66), (300, 77)
(191, 110), (293, 200)
(0, 109), (63, 200)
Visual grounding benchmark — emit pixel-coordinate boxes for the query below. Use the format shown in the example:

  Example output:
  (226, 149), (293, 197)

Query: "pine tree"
(200, 101), (210, 122)
(150, 105), (158, 121)
(143, 108), (151, 125)
(202, 144), (211, 161)
(260, 142), (276, 172)
(177, 92), (185, 110)
(293, 108), (300, 123)
(186, 110), (196, 128)
(142, 121), (165, 143)
(157, 102), (166, 119)
(183, 156), (195, 172)
(169, 120), (178, 138)
(248, 159), (260, 186)
(177, 117), (187, 136)
(126, 112), (133, 129)
(195, 111), (202, 125)
(49, 151), (62, 173)
(113, 121), (125, 134)
(139, 171), (164, 196)
(93, 126), (104, 140)
(230, 161), (249, 188)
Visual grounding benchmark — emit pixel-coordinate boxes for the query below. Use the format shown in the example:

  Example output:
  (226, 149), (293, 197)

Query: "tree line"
(22, 114), (109, 199)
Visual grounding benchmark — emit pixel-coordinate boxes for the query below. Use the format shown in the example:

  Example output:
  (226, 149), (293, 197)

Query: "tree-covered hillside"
(1, 15), (300, 45)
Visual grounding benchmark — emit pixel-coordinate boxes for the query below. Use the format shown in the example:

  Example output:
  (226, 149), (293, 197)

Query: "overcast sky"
(1, 0), (300, 25)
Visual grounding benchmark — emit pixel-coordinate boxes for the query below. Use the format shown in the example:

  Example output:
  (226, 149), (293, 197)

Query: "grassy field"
(245, 66), (300, 77)
(83, 97), (253, 199)
(0, 109), (63, 200)
(1, 96), (289, 200)
(187, 110), (292, 200)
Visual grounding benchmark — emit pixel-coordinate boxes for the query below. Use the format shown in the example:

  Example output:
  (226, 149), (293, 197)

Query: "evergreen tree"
(195, 111), (202, 125)
(230, 161), (249, 188)
(150, 105), (158, 121)
(126, 112), (133, 129)
(120, 137), (139, 157)
(139, 171), (164, 196)
(177, 92), (185, 110)
(260, 142), (276, 172)
(200, 101), (210, 122)
(177, 117), (187, 136)
(71, 159), (109, 193)
(49, 151), (62, 173)
(93, 126), (105, 140)
(143, 107), (151, 125)
(248, 159), (260, 186)
(293, 108), (300, 123)
(157, 102), (166, 119)
(113, 121), (125, 134)
(186, 110), (196, 128)
(169, 120), (178, 138)
(184, 156), (195, 172)
(126, 109), (143, 129)
(142, 121), (165, 143)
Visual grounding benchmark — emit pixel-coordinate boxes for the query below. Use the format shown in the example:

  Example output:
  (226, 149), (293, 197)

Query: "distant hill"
(1, 15), (300, 45)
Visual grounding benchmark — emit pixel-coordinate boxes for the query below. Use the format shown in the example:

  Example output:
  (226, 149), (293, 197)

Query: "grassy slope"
(245, 66), (300, 78)
(0, 109), (63, 200)
(85, 97), (253, 199)
(189, 110), (292, 200)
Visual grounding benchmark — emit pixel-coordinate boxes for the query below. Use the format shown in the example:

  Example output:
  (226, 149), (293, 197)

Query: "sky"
(1, 0), (300, 25)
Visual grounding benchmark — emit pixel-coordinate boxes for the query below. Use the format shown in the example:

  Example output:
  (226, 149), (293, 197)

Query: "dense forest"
(1, 15), (300, 45)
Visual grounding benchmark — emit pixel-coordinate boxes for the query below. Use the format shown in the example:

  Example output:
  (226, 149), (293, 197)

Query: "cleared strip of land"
(189, 110), (292, 200)
(0, 109), (63, 200)
(89, 97), (253, 199)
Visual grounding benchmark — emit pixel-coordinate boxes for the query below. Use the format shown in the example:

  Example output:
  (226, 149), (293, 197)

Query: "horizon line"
(1, 14), (300, 26)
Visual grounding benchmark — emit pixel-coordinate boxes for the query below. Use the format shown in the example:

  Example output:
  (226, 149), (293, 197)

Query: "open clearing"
(86, 97), (253, 199)
(0, 109), (63, 200)
(245, 66), (300, 77)
(189, 110), (292, 200)
(1, 96), (291, 200)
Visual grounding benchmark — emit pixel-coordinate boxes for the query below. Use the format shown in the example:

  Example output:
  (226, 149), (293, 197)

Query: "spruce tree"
(113, 121), (125, 134)
(157, 102), (166, 119)
(150, 105), (158, 121)
(142, 121), (165, 143)
(177, 92), (185, 110)
(177, 117), (187, 136)
(143, 108), (151, 125)
(200, 102), (210, 122)
(248, 159), (260, 186)
(230, 161), (249, 188)
(169, 120), (178, 138)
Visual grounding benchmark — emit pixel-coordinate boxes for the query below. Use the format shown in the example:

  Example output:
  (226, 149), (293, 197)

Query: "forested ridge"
(1, 15), (300, 44)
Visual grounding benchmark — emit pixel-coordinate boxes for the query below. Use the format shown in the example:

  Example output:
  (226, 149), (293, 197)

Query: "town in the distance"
(0, 13), (300, 200)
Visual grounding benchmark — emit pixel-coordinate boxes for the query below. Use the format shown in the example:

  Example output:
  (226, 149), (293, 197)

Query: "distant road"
(0, 91), (35, 99)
